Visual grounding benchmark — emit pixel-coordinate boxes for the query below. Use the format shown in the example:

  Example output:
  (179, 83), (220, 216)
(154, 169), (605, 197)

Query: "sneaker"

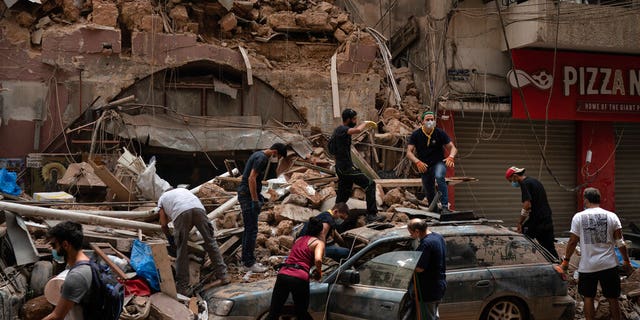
(245, 262), (269, 273)
(366, 214), (385, 223)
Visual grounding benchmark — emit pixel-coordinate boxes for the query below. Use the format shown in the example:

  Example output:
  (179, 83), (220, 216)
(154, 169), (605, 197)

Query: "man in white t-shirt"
(561, 187), (634, 320)
(158, 187), (228, 295)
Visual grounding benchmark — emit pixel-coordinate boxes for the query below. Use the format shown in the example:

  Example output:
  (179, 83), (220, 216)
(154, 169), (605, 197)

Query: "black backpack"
(327, 132), (338, 156)
(71, 260), (125, 320)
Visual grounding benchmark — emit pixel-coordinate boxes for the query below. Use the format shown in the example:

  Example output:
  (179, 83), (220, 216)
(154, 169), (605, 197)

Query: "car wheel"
(481, 298), (528, 320)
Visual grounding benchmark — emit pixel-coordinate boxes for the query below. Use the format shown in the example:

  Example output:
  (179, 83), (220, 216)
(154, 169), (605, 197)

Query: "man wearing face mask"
(299, 202), (350, 261)
(44, 221), (92, 320)
(407, 111), (457, 213)
(332, 108), (383, 223)
(505, 166), (559, 259)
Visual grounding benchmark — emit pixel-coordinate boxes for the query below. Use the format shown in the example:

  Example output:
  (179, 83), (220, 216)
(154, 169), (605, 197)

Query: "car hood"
(203, 278), (277, 300)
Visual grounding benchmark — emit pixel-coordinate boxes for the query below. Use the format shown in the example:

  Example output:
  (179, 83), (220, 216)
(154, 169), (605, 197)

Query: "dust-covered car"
(202, 220), (575, 320)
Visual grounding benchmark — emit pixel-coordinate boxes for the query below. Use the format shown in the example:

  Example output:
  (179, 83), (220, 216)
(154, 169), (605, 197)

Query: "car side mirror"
(337, 269), (360, 285)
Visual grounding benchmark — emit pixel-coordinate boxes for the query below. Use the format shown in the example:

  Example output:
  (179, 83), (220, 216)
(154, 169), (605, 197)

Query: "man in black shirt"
(332, 108), (383, 223)
(407, 111), (457, 213)
(238, 143), (288, 273)
(299, 202), (351, 261)
(505, 166), (559, 259)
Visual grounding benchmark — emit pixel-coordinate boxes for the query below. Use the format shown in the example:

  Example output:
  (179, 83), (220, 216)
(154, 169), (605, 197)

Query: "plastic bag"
(0, 168), (22, 196)
(129, 240), (160, 292)
(135, 160), (171, 201)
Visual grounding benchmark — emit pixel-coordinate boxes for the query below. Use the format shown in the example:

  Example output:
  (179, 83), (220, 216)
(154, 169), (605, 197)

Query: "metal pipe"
(67, 209), (158, 219)
(0, 201), (161, 232)
(207, 196), (238, 220)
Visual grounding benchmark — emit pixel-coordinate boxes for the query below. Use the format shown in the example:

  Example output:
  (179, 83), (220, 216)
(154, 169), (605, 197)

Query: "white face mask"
(424, 120), (435, 129)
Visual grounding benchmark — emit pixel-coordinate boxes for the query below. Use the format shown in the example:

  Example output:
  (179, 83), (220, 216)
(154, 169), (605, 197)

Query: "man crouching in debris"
(299, 202), (350, 262)
(561, 187), (634, 320)
(406, 218), (446, 320)
(332, 108), (383, 223)
(44, 221), (92, 320)
(238, 143), (288, 273)
(158, 187), (229, 295)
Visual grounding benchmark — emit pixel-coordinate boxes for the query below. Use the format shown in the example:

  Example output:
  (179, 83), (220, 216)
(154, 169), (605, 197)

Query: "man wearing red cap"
(505, 166), (559, 259)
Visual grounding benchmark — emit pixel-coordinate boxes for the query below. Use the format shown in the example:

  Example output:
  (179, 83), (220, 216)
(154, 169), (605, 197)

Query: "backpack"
(327, 132), (338, 156)
(72, 260), (125, 320)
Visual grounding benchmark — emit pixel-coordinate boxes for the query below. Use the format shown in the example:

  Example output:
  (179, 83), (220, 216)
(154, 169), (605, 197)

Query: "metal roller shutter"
(451, 113), (577, 234)
(615, 123), (640, 227)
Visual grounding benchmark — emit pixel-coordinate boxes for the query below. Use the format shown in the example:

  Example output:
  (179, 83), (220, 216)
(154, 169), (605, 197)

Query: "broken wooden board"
(149, 292), (194, 320)
(148, 241), (177, 299)
(374, 176), (479, 188)
(350, 146), (380, 180)
(88, 159), (135, 202)
(293, 160), (335, 175)
(218, 235), (241, 256)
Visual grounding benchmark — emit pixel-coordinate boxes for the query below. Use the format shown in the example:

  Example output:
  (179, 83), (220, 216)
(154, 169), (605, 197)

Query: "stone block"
(267, 11), (297, 31)
(140, 14), (163, 33)
(219, 12), (237, 32)
(21, 295), (54, 320)
(62, 0), (80, 22)
(121, 1), (153, 31)
(149, 292), (194, 320)
(42, 27), (122, 64)
(92, 0), (118, 27)
(275, 220), (294, 236)
(15, 11), (35, 27)
(334, 28), (346, 43)
(295, 11), (333, 32)
(336, 59), (371, 74)
(170, 5), (189, 24)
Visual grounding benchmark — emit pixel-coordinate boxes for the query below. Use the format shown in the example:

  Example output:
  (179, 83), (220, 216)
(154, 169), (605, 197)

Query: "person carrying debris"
(238, 143), (288, 273)
(406, 218), (447, 320)
(299, 202), (350, 262)
(267, 217), (325, 320)
(505, 166), (559, 259)
(332, 108), (383, 223)
(406, 111), (457, 214)
(44, 221), (93, 320)
(157, 187), (229, 295)
(561, 187), (634, 320)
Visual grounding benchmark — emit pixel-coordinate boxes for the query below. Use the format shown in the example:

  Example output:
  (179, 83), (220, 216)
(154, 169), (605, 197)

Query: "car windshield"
(446, 234), (551, 269)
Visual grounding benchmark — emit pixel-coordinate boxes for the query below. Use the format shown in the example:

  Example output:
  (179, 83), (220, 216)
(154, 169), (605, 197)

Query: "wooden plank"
(350, 146), (380, 180)
(90, 243), (128, 279)
(148, 241), (177, 299)
(88, 159), (134, 202)
(218, 235), (240, 255)
(330, 53), (340, 118)
(293, 160), (335, 175)
(374, 177), (479, 188)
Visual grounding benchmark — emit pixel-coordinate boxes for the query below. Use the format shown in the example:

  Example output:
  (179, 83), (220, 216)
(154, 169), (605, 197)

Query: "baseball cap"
(505, 166), (525, 180)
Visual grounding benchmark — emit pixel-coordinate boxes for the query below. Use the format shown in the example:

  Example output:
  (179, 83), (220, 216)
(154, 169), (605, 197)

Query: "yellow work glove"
(415, 160), (428, 173)
(364, 121), (378, 130)
(445, 156), (455, 168)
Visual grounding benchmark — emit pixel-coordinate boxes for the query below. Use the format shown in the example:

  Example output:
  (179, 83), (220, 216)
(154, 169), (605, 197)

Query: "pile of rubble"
(0, 139), (427, 319)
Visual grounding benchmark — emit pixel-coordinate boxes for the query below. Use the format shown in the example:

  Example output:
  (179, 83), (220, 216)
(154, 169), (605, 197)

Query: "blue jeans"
(420, 161), (448, 206)
(239, 194), (259, 267)
(325, 244), (350, 262)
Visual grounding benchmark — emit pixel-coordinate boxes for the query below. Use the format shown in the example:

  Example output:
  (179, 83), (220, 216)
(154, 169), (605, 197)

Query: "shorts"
(578, 267), (620, 298)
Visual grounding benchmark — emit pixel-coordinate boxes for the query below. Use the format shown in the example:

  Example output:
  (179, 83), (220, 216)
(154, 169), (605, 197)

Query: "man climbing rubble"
(407, 111), (457, 213)
(44, 221), (93, 320)
(158, 187), (229, 295)
(332, 108), (383, 223)
(238, 143), (288, 273)
(299, 202), (351, 262)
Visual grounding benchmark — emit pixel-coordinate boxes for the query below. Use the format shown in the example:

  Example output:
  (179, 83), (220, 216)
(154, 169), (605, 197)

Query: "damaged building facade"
(2, 0), (640, 231)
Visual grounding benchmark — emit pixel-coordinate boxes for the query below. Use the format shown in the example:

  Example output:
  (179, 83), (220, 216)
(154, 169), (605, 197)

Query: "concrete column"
(576, 122), (616, 211)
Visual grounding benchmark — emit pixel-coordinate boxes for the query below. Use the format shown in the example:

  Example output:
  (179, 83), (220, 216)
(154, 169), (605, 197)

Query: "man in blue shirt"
(407, 218), (447, 320)
(407, 111), (457, 213)
(238, 143), (288, 273)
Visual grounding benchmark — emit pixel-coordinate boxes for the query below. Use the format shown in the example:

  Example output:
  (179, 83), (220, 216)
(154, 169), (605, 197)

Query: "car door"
(439, 235), (495, 320)
(327, 250), (421, 320)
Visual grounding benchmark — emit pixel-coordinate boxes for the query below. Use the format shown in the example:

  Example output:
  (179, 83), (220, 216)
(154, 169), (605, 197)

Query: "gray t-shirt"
(61, 263), (92, 320)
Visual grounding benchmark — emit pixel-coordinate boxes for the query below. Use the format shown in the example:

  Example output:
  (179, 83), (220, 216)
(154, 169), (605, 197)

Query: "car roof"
(343, 220), (518, 243)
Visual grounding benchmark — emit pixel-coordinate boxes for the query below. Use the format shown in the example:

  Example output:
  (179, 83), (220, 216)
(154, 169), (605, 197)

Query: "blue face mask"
(51, 249), (65, 263)
(511, 181), (520, 188)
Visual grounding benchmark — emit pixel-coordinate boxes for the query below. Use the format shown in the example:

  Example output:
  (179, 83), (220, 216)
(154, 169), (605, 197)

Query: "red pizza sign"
(509, 49), (640, 122)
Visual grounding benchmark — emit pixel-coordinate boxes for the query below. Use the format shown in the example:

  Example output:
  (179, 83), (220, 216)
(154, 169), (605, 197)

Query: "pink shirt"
(279, 236), (316, 281)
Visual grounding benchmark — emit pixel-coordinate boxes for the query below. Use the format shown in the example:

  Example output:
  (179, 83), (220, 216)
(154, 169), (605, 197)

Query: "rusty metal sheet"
(57, 162), (106, 188)
(5, 211), (39, 266)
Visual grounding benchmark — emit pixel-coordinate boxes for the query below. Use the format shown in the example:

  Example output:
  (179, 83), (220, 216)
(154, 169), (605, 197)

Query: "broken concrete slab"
(149, 292), (194, 320)
(219, 12), (237, 33)
(275, 203), (320, 222)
